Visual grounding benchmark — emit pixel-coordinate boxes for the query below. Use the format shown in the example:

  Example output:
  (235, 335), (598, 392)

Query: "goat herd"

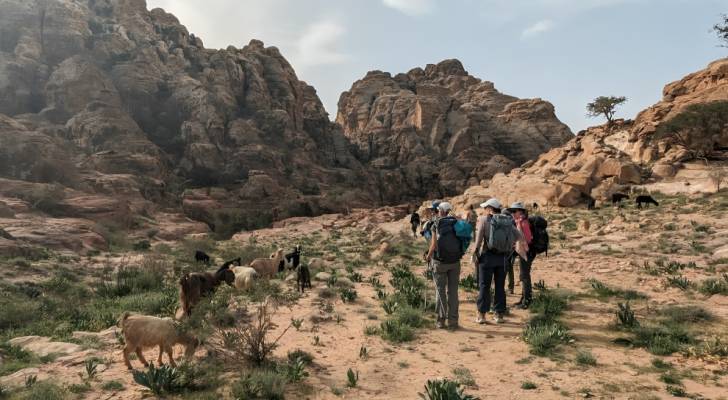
(120, 246), (311, 370)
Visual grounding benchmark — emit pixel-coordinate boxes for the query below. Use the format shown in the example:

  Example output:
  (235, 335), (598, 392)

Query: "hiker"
(420, 200), (441, 242)
(501, 208), (516, 295)
(409, 208), (421, 239)
(466, 205), (478, 240)
(425, 202), (463, 330)
(473, 199), (524, 324)
(508, 202), (535, 309)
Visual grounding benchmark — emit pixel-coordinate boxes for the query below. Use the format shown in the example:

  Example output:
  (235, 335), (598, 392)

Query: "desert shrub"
(687, 336), (728, 358)
(231, 369), (286, 400)
(451, 367), (476, 387)
(339, 288), (357, 303)
(219, 301), (286, 366)
(287, 349), (314, 365)
(523, 320), (570, 356)
(100, 380), (124, 391)
(346, 368), (358, 388)
(521, 381), (538, 390)
(132, 363), (181, 395)
(93, 264), (165, 298)
(575, 349), (597, 366)
(635, 324), (694, 356)
(11, 381), (67, 400)
(380, 319), (414, 343)
(0, 342), (38, 376)
(459, 274), (478, 292)
(589, 279), (646, 300)
(529, 290), (568, 318)
(658, 305), (713, 324)
(393, 305), (426, 329)
(280, 357), (308, 383)
(665, 276), (692, 291)
(418, 378), (479, 400)
(665, 385), (688, 397)
(615, 302), (639, 329)
(697, 274), (728, 296)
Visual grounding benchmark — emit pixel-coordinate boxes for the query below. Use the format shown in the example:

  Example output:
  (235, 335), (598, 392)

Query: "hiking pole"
(429, 259), (447, 320)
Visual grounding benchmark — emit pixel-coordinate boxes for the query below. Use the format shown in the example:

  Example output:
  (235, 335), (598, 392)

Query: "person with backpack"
(507, 202), (534, 309)
(466, 205), (478, 240)
(420, 200), (441, 242)
(410, 208), (421, 239)
(472, 199), (524, 324)
(425, 201), (463, 330)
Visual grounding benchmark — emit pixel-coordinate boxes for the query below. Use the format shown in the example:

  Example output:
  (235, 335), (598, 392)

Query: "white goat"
(248, 248), (285, 278)
(119, 312), (199, 369)
(231, 266), (258, 290)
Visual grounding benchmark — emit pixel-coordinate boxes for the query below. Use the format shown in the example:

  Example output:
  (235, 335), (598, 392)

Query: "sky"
(146, 0), (726, 133)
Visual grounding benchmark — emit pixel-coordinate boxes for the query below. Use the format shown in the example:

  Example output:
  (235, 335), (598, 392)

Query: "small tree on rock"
(714, 14), (728, 47)
(587, 96), (627, 126)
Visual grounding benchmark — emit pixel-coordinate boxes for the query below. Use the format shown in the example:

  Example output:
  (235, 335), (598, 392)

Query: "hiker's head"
(480, 198), (502, 215)
(507, 201), (528, 219)
(437, 202), (452, 216)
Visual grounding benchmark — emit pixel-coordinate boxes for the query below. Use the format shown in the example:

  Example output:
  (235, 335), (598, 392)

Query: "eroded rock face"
(336, 59), (573, 200)
(0, 0), (370, 235)
(447, 59), (728, 212)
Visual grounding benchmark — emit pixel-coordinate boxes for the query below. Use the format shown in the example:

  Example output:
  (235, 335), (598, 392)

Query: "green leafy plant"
(25, 375), (37, 388)
(418, 378), (479, 400)
(359, 345), (369, 360)
(380, 319), (415, 343)
(346, 368), (359, 388)
(665, 276), (692, 291)
(522, 320), (570, 356)
(521, 381), (537, 390)
(698, 274), (728, 296)
(382, 298), (399, 315)
(575, 349), (597, 366)
(281, 357), (308, 383)
(452, 367), (476, 388)
(339, 288), (357, 303)
(84, 358), (99, 380)
(132, 363), (180, 395)
(665, 385), (688, 397)
(349, 272), (363, 283)
(459, 274), (478, 292)
(615, 302), (639, 329)
(287, 349), (314, 365)
(101, 380), (124, 391)
(231, 369), (286, 400)
(291, 318), (303, 331)
(534, 280), (547, 291)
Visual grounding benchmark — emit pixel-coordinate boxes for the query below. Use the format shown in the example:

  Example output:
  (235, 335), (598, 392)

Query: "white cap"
(438, 202), (453, 212)
(480, 198), (502, 209)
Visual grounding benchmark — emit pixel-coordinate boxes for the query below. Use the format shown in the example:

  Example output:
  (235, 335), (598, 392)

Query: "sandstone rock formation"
(0, 0), (371, 246)
(447, 58), (728, 212)
(336, 59), (573, 200)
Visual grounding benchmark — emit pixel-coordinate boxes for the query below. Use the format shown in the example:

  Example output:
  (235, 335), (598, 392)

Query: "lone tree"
(715, 14), (728, 47)
(587, 96), (627, 126)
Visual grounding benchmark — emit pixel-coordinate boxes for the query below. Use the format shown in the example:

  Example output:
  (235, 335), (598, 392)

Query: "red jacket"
(516, 215), (532, 244)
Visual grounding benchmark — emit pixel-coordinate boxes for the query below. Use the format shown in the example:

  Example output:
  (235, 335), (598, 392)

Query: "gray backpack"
(487, 214), (516, 254)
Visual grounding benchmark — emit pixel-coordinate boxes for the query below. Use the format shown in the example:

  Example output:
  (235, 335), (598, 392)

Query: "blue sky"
(147, 0), (726, 132)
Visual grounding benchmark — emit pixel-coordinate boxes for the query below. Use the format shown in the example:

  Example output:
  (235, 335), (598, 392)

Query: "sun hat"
(507, 201), (527, 212)
(479, 198), (502, 210)
(438, 202), (452, 212)
(430, 200), (442, 210)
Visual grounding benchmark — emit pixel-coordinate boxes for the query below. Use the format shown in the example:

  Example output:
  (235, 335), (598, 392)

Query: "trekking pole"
(429, 259), (447, 316)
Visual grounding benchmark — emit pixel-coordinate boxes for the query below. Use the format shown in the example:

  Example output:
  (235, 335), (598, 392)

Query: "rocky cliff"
(447, 58), (728, 212)
(0, 0), (374, 247)
(336, 59), (573, 199)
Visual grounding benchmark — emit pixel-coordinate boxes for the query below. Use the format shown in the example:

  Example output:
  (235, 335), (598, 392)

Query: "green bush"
(13, 381), (67, 400)
(575, 349), (597, 366)
(380, 320), (415, 343)
(339, 288), (357, 303)
(0, 342), (38, 376)
(529, 290), (567, 318)
(132, 363), (181, 395)
(665, 276), (692, 291)
(589, 279), (647, 300)
(522, 320), (570, 356)
(101, 380), (124, 391)
(521, 381), (538, 390)
(418, 378), (479, 400)
(615, 302), (639, 329)
(658, 305), (713, 324)
(459, 274), (478, 292)
(346, 368), (358, 388)
(698, 274), (728, 296)
(231, 369), (286, 400)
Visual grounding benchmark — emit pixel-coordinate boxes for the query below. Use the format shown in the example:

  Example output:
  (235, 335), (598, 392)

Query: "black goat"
(636, 195), (659, 209)
(195, 250), (211, 264)
(278, 246), (302, 273)
(586, 196), (596, 210)
(611, 193), (629, 206)
(220, 257), (241, 269)
(296, 264), (312, 293)
(532, 202), (539, 210)
(179, 267), (235, 316)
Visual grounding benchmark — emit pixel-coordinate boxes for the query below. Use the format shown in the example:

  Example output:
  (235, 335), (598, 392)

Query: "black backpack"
(528, 216), (549, 255)
(435, 216), (463, 263)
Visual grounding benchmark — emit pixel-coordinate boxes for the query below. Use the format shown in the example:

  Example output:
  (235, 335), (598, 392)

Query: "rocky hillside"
(337, 59), (573, 198)
(0, 0), (374, 245)
(448, 58), (728, 211)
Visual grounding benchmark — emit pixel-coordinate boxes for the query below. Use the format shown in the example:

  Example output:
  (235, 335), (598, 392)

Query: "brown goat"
(179, 265), (235, 316)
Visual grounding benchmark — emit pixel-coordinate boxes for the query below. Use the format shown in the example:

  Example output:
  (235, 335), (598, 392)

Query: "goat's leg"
(123, 345), (133, 369)
(166, 346), (177, 367)
(135, 347), (149, 367)
(157, 345), (164, 365)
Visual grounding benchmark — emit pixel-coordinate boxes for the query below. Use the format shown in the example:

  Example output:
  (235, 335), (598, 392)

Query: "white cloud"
(295, 21), (350, 67)
(521, 19), (555, 38)
(381, 0), (435, 16)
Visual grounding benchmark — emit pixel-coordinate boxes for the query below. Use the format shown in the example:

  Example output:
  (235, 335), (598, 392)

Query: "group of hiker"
(410, 199), (548, 330)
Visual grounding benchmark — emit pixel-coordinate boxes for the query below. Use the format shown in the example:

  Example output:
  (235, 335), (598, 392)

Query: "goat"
(231, 266), (258, 290)
(119, 312), (199, 369)
(295, 264), (312, 293)
(179, 265), (235, 316)
(636, 195), (659, 209)
(611, 193), (629, 206)
(249, 248), (285, 278)
(220, 257), (241, 269)
(532, 202), (539, 211)
(194, 250), (211, 264)
(278, 246), (302, 273)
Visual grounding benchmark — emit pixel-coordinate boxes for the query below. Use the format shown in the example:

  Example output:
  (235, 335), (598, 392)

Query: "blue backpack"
(454, 220), (473, 254)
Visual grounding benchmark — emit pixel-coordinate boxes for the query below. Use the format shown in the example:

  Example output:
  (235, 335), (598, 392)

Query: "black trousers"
(476, 252), (509, 314)
(506, 255), (515, 291)
(518, 252), (536, 302)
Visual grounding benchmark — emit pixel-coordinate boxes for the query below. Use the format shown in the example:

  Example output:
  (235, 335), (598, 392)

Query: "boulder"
(314, 272), (332, 282)
(8, 336), (82, 358)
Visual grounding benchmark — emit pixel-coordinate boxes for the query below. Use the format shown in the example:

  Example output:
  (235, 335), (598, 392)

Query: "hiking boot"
(493, 313), (504, 324)
(514, 298), (523, 307)
(475, 313), (486, 324)
(447, 322), (459, 331)
(435, 320), (445, 329)
(519, 300), (531, 310)
(509, 288), (514, 295)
